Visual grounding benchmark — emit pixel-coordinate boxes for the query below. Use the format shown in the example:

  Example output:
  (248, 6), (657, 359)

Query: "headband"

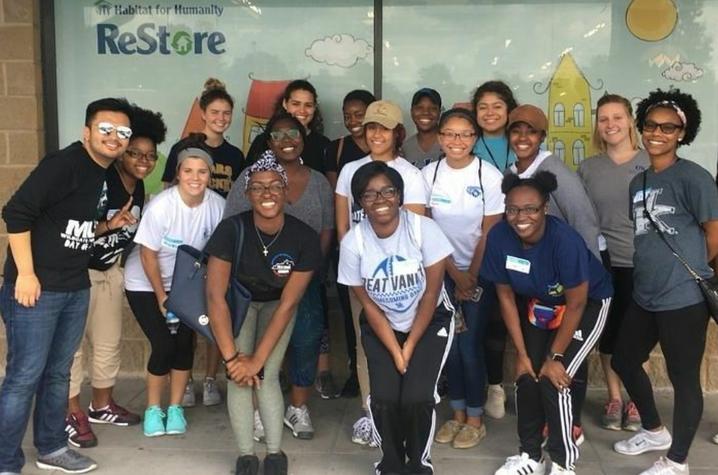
(244, 150), (289, 191)
(176, 147), (214, 170)
(647, 100), (687, 127)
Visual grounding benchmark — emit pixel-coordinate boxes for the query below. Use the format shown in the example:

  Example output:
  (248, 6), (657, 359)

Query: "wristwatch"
(548, 352), (564, 363)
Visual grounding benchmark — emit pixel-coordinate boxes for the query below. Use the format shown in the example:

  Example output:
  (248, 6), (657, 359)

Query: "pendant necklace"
(255, 222), (284, 257)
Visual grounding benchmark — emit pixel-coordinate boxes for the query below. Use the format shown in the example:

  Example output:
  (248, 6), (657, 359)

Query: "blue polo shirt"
(481, 215), (613, 304)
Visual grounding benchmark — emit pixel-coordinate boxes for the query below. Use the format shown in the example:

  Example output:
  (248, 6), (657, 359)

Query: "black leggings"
(485, 306), (507, 385)
(126, 290), (194, 376)
(612, 300), (709, 464)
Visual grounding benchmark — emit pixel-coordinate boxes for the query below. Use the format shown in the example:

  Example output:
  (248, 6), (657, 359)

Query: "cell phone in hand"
(470, 286), (484, 302)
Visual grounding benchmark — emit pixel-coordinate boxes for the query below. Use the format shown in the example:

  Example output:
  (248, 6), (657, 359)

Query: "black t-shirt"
(161, 139), (244, 197)
(89, 164), (145, 271)
(2, 141), (107, 291)
(323, 135), (368, 174)
(205, 212), (321, 301)
(246, 131), (331, 174)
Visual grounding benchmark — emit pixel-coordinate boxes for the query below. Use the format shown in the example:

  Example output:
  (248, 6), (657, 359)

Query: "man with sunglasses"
(0, 98), (133, 475)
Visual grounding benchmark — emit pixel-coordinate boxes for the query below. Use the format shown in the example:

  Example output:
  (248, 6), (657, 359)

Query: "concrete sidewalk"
(15, 379), (718, 474)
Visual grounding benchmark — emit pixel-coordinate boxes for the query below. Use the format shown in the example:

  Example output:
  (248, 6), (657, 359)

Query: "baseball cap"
(362, 100), (403, 129)
(411, 88), (442, 108)
(507, 104), (548, 133)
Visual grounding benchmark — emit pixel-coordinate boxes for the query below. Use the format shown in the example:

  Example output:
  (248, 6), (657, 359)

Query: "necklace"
(254, 222), (284, 257)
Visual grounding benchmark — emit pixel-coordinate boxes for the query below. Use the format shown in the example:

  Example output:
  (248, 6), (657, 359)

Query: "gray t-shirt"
(402, 134), (442, 169)
(578, 150), (650, 267)
(629, 158), (718, 311)
(224, 168), (334, 234)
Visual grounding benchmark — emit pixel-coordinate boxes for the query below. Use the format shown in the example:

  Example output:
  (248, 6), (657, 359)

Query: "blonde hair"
(592, 94), (638, 153)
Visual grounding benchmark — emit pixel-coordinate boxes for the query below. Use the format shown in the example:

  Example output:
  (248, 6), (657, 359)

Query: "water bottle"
(166, 311), (180, 335)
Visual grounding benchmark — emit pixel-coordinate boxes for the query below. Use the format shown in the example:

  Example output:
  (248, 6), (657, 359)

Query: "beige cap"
(362, 100), (403, 129)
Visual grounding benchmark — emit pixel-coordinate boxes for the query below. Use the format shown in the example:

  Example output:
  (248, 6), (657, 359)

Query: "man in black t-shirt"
(0, 98), (133, 475)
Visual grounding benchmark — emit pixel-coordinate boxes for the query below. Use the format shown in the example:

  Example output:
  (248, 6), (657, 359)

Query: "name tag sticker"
(393, 258), (420, 275)
(506, 255), (531, 274)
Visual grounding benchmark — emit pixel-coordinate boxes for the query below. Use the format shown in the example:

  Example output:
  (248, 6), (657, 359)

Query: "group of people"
(0, 75), (716, 475)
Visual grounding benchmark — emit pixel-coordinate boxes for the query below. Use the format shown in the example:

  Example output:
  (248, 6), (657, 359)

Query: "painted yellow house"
(545, 53), (595, 170)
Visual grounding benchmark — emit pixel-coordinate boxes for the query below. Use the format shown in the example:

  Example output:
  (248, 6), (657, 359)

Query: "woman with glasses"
(483, 172), (612, 475)
(124, 134), (225, 438)
(610, 89), (718, 475)
(225, 113), (334, 441)
(161, 77), (245, 408)
(335, 100), (430, 446)
(577, 94), (649, 433)
(422, 108), (505, 449)
(338, 161), (454, 475)
(206, 157), (321, 475)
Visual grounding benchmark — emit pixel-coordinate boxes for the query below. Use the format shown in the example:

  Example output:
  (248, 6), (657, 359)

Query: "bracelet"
(222, 351), (240, 365)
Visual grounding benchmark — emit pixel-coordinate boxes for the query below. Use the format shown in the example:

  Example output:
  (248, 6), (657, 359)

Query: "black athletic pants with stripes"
(516, 297), (610, 470)
(362, 307), (452, 475)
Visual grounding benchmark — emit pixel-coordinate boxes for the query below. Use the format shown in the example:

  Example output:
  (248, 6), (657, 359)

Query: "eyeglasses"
(505, 205), (544, 217)
(439, 131), (476, 141)
(125, 148), (158, 162)
(269, 129), (301, 142)
(643, 121), (683, 134)
(247, 181), (285, 196)
(360, 186), (397, 204)
(97, 122), (132, 140)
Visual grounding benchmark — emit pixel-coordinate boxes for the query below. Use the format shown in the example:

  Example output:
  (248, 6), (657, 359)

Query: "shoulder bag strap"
(336, 136), (345, 166)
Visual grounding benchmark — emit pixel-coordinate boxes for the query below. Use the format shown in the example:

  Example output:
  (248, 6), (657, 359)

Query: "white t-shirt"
(338, 210), (453, 332)
(510, 150), (552, 178)
(335, 155), (429, 230)
(422, 157), (505, 270)
(124, 186), (225, 292)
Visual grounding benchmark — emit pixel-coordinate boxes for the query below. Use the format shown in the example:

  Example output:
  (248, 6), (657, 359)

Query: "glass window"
(554, 103), (565, 127)
(573, 103), (585, 127)
(573, 140), (585, 165)
(554, 139), (565, 162)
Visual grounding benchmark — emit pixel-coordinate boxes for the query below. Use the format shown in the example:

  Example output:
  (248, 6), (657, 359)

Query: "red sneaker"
(65, 411), (98, 448)
(88, 400), (141, 426)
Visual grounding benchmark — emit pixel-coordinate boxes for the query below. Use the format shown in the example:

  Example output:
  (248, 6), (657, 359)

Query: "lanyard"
(480, 135), (511, 172)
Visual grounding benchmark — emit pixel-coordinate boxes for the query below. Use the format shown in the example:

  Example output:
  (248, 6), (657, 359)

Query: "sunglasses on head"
(97, 122), (133, 140)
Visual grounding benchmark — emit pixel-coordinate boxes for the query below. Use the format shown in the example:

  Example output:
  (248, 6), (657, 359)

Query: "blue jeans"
(0, 284), (90, 473)
(444, 276), (495, 417)
(287, 277), (324, 387)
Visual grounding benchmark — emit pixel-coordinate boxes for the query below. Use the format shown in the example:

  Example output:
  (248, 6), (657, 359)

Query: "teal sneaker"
(166, 405), (187, 435)
(143, 406), (165, 437)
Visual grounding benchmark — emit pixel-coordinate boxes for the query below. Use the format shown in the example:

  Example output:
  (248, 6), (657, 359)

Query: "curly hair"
(501, 171), (557, 202)
(129, 105), (167, 146)
(635, 88), (701, 146)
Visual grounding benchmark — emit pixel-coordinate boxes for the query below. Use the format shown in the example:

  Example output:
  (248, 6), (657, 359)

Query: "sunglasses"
(97, 122), (133, 140)
(269, 129), (301, 142)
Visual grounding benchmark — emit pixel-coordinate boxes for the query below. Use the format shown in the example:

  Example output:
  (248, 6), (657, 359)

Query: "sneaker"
(434, 420), (463, 444)
(88, 400), (140, 426)
(315, 371), (340, 399)
(614, 427), (672, 455)
(541, 424), (584, 447)
(235, 454), (260, 475)
(181, 379), (196, 408)
(143, 406), (165, 437)
(202, 377), (222, 406)
(65, 411), (97, 448)
(548, 462), (576, 474)
(639, 457), (689, 475)
(340, 372), (359, 398)
(623, 400), (642, 432)
(601, 399), (623, 431)
(254, 410), (266, 443)
(352, 415), (378, 447)
(165, 404), (187, 435)
(485, 384), (506, 419)
(263, 451), (288, 475)
(452, 423), (486, 449)
(494, 452), (545, 475)
(284, 405), (314, 439)
(713, 432), (718, 445)
(36, 448), (98, 474)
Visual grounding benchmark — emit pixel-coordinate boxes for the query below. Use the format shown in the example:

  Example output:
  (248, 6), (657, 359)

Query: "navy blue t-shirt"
(481, 215), (613, 304)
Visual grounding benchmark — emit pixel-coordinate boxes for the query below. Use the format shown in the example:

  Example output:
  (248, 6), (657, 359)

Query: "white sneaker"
(614, 427), (672, 455)
(639, 457), (689, 475)
(713, 432), (718, 445)
(253, 410), (265, 443)
(494, 452), (545, 475)
(549, 461), (575, 475)
(485, 384), (506, 419)
(351, 415), (379, 447)
(202, 377), (221, 406)
(284, 405), (314, 439)
(181, 379), (196, 408)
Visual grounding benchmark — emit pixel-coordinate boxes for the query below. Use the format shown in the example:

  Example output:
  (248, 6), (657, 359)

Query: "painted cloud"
(305, 34), (372, 68)
(662, 61), (704, 82)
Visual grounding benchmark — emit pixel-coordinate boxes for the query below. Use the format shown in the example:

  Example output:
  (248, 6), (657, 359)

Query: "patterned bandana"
(244, 150), (289, 191)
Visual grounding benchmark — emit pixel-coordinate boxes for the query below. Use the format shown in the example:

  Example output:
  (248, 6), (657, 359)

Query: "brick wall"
(1, 0), (717, 391)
